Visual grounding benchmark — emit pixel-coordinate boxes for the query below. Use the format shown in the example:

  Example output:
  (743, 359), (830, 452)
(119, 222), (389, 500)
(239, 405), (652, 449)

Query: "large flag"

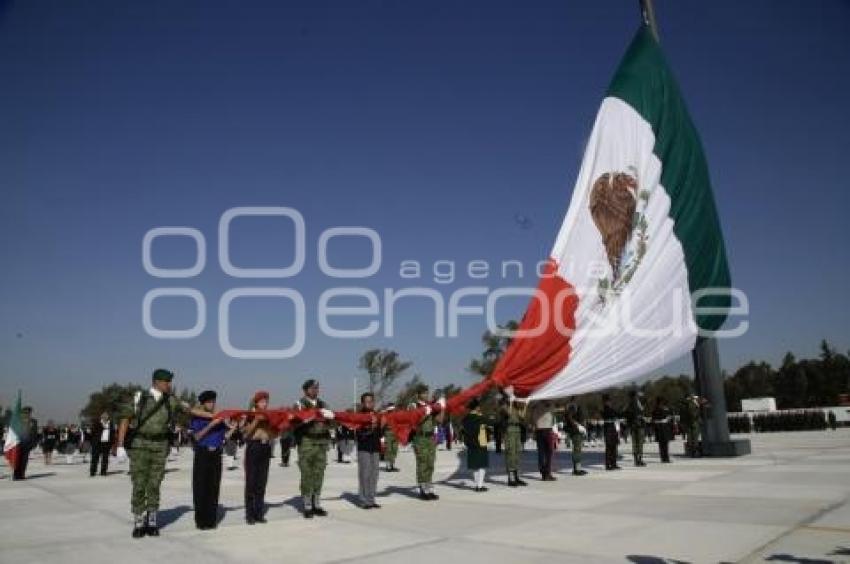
(3, 391), (24, 469)
(485, 25), (731, 399)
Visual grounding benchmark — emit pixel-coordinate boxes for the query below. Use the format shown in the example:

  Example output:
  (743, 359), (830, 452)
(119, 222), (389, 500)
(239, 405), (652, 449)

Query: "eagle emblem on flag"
(589, 167), (651, 304)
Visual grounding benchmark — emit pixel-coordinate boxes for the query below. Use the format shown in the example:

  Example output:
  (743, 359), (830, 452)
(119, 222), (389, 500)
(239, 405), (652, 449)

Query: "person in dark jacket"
(41, 422), (59, 465)
(90, 413), (116, 476)
(652, 397), (673, 463)
(355, 392), (382, 509)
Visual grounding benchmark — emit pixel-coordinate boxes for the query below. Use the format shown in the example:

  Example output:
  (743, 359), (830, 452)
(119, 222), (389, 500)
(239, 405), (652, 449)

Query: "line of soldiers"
(112, 369), (445, 538)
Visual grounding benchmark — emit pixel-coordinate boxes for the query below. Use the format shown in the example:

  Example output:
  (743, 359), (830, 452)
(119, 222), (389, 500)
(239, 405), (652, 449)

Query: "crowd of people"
(7, 369), (839, 540)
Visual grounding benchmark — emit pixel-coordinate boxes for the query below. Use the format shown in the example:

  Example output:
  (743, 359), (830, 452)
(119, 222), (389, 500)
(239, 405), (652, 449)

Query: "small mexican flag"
(3, 391), (24, 469)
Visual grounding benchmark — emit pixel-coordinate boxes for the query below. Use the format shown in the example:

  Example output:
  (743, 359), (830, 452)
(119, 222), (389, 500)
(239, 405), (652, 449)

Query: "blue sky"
(1, 0), (848, 421)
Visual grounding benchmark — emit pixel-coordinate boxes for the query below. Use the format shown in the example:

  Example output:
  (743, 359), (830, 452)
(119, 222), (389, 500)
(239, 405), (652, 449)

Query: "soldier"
(624, 390), (647, 467)
(382, 403), (400, 472)
(652, 396), (673, 463)
(602, 394), (621, 470)
(565, 399), (588, 476)
(681, 395), (702, 457)
(410, 384), (439, 500)
(499, 396), (528, 487)
(294, 379), (335, 518)
(115, 369), (211, 538)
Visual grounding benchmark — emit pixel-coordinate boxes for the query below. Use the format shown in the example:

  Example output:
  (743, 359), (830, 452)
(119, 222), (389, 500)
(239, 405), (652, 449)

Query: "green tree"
(394, 374), (426, 408)
(358, 349), (413, 406)
(468, 321), (518, 377)
(79, 383), (143, 421)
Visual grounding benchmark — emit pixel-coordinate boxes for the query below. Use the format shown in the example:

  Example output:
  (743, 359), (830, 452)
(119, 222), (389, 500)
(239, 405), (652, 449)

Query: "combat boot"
(514, 471), (528, 486)
(131, 514), (146, 539)
(145, 511), (159, 537)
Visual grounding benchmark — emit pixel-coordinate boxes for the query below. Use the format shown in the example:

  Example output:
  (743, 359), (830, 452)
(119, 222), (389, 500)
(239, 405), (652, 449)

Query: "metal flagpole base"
(702, 439), (751, 457)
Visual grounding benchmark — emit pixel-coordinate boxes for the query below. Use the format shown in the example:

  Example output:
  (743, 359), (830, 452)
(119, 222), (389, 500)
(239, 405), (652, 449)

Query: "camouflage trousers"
(128, 438), (169, 515)
(685, 424), (700, 456)
(384, 433), (399, 464)
(412, 435), (436, 484)
(504, 427), (522, 472)
(630, 426), (644, 460)
(569, 432), (583, 465)
(297, 437), (328, 496)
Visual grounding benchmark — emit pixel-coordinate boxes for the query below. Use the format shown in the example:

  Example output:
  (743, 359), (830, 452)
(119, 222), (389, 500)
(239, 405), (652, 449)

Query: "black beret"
(198, 390), (217, 403)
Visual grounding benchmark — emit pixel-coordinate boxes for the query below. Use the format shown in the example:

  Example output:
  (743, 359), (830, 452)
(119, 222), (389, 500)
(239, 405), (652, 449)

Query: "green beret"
(152, 368), (174, 382)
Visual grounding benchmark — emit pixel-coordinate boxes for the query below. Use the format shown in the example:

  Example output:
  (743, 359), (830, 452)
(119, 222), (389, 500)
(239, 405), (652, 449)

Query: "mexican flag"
(488, 26), (731, 399)
(3, 391), (24, 469)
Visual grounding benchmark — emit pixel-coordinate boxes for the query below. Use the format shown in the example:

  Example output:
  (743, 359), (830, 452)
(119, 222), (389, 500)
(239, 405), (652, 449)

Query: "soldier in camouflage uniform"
(680, 395), (702, 457)
(294, 379), (335, 518)
(499, 397), (527, 486)
(565, 399), (588, 476)
(624, 390), (647, 467)
(410, 385), (438, 500)
(116, 369), (210, 538)
(382, 403), (400, 472)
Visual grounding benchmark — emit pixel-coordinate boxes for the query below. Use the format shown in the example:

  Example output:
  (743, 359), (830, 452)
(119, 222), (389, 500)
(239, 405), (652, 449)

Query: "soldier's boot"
(132, 514), (146, 539)
(418, 484), (430, 500)
(302, 496), (314, 518)
(637, 455), (646, 467)
(145, 511), (159, 537)
(572, 463), (587, 476)
(507, 471), (517, 487)
(514, 471), (528, 486)
(427, 484), (439, 500)
(312, 495), (328, 517)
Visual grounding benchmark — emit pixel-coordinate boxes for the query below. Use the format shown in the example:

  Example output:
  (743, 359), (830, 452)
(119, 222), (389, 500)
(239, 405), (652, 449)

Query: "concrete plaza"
(1, 430), (849, 564)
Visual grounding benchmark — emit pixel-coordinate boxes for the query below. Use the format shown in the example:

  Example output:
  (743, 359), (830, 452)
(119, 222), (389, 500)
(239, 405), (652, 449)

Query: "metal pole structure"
(639, 0), (660, 41)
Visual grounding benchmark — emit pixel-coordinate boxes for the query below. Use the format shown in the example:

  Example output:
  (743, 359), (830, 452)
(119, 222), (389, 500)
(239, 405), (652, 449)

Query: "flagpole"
(639, 0), (660, 41)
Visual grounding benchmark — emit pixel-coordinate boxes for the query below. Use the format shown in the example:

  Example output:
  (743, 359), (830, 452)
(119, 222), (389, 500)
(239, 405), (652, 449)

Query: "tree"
(394, 374), (426, 408)
(80, 383), (143, 421)
(468, 320), (518, 378)
(359, 349), (413, 406)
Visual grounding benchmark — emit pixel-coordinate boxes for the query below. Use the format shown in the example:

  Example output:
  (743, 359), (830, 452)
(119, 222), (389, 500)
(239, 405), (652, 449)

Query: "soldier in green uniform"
(382, 403), (400, 472)
(565, 399), (588, 476)
(116, 369), (211, 538)
(294, 379), (335, 518)
(680, 395), (702, 457)
(499, 396), (527, 486)
(624, 389), (647, 467)
(410, 384), (438, 500)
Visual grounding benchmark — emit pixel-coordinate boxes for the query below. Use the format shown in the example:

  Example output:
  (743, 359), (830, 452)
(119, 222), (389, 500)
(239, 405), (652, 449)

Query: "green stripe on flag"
(607, 26), (731, 332)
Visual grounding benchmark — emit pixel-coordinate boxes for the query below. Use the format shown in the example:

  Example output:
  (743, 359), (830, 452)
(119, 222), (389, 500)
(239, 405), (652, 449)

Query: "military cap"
(198, 390), (217, 404)
(152, 368), (174, 382)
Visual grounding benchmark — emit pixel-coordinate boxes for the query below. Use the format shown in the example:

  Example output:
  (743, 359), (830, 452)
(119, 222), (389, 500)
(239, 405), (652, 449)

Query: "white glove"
(319, 408), (335, 420)
(423, 405), (432, 416)
(436, 397), (446, 409)
(577, 424), (587, 437)
(116, 446), (128, 462)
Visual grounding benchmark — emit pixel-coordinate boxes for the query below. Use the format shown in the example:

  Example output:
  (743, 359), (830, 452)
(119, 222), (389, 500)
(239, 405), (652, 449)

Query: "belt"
(653, 418), (671, 423)
(248, 438), (270, 445)
(195, 445), (223, 453)
(507, 423), (524, 428)
(603, 419), (619, 424)
(138, 433), (170, 441)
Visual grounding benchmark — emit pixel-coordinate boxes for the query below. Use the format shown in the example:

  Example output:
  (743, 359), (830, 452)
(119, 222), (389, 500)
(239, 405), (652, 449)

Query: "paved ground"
(1, 430), (849, 564)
